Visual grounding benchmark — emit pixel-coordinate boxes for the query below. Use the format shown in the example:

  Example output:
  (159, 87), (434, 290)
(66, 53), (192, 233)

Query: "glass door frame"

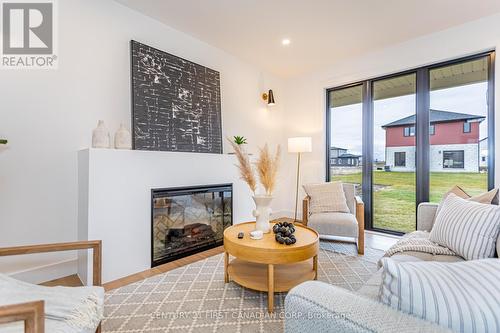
(326, 51), (495, 235)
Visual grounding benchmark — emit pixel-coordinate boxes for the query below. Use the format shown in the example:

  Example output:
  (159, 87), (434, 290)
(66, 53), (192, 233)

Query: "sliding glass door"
(328, 85), (363, 196)
(327, 52), (495, 234)
(372, 74), (416, 233)
(428, 56), (492, 201)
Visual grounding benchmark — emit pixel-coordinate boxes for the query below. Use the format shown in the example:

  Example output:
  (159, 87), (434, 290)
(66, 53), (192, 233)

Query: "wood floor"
(39, 229), (398, 290)
(40, 274), (84, 287)
(103, 246), (223, 291)
(364, 231), (399, 251)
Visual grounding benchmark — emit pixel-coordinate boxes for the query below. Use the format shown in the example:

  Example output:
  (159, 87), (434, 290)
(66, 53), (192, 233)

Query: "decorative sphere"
(285, 238), (293, 245)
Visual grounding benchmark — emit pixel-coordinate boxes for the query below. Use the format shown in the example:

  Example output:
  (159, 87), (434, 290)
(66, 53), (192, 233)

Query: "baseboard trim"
(8, 258), (78, 284)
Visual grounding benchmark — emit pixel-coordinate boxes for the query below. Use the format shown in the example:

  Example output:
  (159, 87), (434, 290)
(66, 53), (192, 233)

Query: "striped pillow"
(379, 258), (500, 332)
(430, 193), (500, 260)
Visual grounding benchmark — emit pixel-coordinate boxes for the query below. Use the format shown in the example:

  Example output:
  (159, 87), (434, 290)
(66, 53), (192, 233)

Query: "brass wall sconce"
(262, 89), (276, 106)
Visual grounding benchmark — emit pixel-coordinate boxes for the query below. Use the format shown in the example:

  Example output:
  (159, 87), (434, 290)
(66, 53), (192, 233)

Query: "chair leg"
(357, 232), (364, 255)
(355, 196), (365, 255)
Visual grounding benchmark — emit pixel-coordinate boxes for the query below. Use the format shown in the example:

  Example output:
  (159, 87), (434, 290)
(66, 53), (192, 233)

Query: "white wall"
(282, 13), (500, 215)
(386, 144), (479, 172)
(430, 144), (479, 172)
(385, 146), (416, 172)
(0, 0), (287, 282)
(78, 149), (260, 284)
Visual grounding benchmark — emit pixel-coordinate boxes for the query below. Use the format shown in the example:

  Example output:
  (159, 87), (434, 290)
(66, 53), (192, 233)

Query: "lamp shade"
(288, 137), (312, 153)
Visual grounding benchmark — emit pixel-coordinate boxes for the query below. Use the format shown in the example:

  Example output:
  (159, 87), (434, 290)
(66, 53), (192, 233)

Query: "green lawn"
(332, 171), (487, 233)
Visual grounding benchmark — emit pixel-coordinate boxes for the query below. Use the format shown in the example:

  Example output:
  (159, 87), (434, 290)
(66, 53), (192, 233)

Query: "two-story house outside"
(382, 110), (485, 172)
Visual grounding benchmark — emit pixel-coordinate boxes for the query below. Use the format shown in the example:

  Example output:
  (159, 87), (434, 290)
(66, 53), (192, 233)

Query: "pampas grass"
(228, 139), (257, 194)
(228, 138), (281, 196)
(256, 144), (281, 196)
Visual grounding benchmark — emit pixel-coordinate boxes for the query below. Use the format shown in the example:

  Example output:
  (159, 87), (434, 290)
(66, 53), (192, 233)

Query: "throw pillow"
(379, 258), (500, 333)
(434, 186), (499, 220)
(441, 185), (499, 204)
(430, 193), (500, 260)
(303, 182), (350, 214)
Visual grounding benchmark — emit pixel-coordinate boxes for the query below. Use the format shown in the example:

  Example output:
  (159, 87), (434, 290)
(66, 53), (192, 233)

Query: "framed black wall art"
(131, 40), (222, 153)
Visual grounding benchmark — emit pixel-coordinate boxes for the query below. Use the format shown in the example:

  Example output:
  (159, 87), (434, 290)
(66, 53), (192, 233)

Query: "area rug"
(102, 241), (383, 332)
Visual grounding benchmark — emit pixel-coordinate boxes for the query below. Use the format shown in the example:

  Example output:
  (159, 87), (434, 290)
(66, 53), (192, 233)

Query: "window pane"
(328, 85), (363, 196)
(443, 150), (464, 169)
(429, 57), (489, 201)
(395, 152), (406, 167)
(373, 73), (416, 233)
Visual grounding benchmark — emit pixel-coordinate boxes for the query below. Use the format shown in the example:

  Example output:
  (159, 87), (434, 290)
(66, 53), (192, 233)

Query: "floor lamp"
(288, 137), (312, 222)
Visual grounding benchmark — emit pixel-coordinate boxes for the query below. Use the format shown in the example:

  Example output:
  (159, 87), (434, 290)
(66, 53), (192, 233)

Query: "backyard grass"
(332, 171), (487, 233)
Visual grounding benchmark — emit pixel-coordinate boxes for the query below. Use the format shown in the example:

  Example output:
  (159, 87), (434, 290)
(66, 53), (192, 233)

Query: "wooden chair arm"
(0, 301), (44, 333)
(0, 241), (102, 286)
(302, 196), (310, 225)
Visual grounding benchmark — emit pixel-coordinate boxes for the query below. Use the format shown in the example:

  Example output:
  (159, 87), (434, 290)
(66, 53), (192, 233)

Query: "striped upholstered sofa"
(284, 202), (500, 333)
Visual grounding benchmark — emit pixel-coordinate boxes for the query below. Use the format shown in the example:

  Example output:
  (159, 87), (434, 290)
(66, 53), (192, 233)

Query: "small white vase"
(252, 195), (273, 233)
(92, 120), (110, 148)
(114, 123), (132, 149)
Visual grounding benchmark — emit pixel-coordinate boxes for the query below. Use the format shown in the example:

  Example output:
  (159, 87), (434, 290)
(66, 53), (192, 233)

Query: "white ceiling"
(115, 0), (500, 78)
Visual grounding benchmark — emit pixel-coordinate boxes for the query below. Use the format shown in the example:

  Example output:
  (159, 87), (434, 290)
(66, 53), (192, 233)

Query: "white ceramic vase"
(252, 195), (273, 233)
(92, 120), (111, 148)
(114, 123), (132, 149)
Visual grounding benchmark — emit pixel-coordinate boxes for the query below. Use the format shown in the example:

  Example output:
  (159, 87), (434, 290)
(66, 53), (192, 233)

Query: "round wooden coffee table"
(223, 221), (319, 312)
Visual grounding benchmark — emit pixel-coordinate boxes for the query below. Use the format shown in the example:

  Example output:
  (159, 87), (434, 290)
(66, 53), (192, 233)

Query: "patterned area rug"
(103, 241), (383, 332)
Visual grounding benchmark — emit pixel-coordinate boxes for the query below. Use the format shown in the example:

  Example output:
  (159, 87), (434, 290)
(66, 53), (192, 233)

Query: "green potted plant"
(233, 136), (247, 145)
(227, 136), (248, 154)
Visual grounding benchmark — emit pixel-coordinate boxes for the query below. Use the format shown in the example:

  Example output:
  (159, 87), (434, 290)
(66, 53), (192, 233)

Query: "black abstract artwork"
(131, 40), (222, 153)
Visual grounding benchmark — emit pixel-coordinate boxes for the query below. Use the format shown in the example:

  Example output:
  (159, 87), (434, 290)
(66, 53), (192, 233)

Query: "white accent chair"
(302, 183), (364, 254)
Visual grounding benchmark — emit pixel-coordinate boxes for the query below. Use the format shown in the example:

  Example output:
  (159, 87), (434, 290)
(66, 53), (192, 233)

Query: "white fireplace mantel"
(77, 148), (254, 285)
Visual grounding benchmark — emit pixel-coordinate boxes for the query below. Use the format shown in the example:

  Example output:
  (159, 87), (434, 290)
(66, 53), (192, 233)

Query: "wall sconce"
(262, 89), (276, 106)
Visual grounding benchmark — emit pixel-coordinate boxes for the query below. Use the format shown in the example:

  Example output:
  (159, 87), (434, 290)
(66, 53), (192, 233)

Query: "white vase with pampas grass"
(229, 139), (281, 234)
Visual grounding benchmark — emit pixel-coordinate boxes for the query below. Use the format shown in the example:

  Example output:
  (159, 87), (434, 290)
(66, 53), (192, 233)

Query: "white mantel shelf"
(77, 148), (254, 285)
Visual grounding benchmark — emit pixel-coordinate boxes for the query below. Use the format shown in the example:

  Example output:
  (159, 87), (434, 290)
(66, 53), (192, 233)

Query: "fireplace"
(151, 184), (232, 267)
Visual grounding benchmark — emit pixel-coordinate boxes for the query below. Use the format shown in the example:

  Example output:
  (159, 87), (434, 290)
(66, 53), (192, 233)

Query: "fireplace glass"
(152, 184), (232, 267)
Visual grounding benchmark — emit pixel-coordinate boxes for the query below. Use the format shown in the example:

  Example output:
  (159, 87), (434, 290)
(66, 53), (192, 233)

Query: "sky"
(330, 82), (488, 162)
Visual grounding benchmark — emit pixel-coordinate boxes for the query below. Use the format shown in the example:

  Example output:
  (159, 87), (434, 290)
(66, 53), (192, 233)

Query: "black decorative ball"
(272, 222), (298, 245)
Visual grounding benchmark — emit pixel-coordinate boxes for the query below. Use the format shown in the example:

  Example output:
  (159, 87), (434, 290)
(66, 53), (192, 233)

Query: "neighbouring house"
(382, 110), (485, 172)
(330, 147), (361, 167)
